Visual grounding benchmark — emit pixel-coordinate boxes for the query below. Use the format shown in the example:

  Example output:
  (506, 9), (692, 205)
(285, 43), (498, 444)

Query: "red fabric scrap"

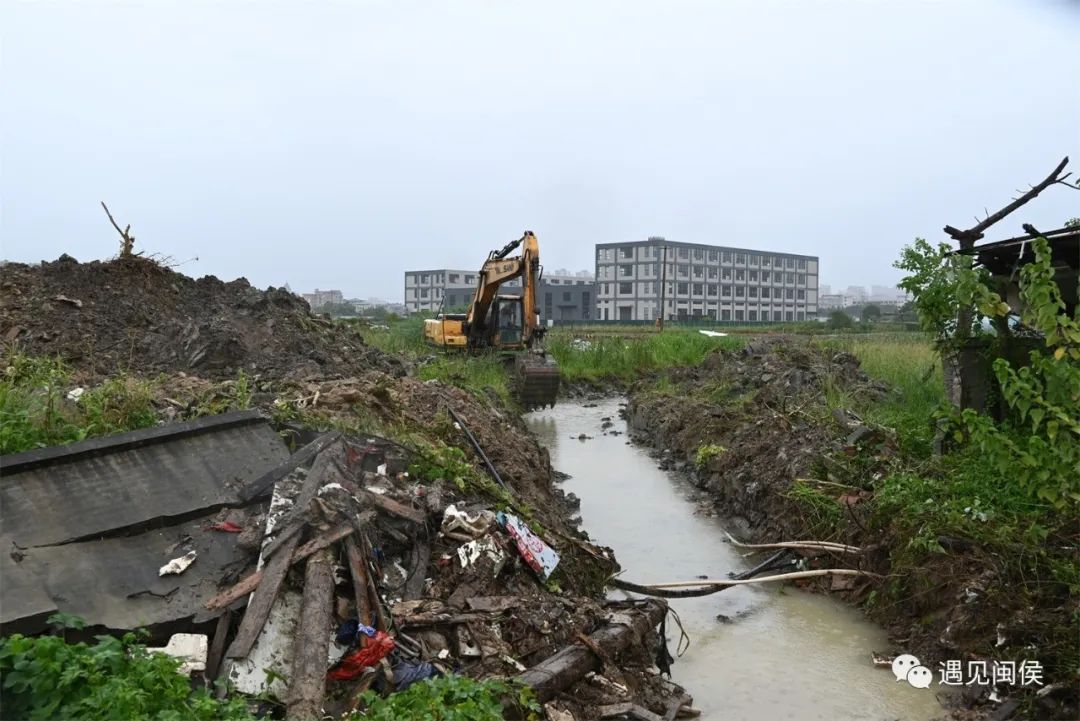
(208, 521), (243, 533)
(327, 631), (395, 681)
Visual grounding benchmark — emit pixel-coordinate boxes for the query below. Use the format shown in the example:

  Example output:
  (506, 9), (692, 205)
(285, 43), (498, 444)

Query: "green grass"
(547, 329), (744, 382)
(1, 352), (159, 455)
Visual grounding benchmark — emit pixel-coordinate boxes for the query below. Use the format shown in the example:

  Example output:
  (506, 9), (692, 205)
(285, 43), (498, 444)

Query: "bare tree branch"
(944, 156), (1071, 250)
(100, 201), (135, 257)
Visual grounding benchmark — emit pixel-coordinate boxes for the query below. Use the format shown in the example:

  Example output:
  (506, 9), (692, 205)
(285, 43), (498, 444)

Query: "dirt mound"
(626, 339), (886, 539)
(0, 255), (403, 380)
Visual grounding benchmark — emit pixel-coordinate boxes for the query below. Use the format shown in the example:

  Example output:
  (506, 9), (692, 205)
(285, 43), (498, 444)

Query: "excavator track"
(513, 353), (561, 410)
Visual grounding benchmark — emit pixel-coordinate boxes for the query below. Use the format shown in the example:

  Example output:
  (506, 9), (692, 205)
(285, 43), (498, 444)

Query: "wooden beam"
(285, 548), (335, 720)
(516, 601), (667, 702)
(225, 530), (303, 659)
(204, 524), (354, 611)
(239, 432), (341, 502)
(343, 536), (373, 626)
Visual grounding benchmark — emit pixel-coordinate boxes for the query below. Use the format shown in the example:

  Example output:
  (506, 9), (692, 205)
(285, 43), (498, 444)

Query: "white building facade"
(594, 237), (819, 322)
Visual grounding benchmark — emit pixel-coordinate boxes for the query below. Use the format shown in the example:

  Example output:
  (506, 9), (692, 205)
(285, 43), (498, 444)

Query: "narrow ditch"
(528, 397), (949, 721)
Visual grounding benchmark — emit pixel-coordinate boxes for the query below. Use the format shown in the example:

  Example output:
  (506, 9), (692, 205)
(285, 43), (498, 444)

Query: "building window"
(761, 257), (770, 267)
(693, 249), (703, 260)
(797, 259), (806, 270)
(677, 282), (688, 295)
(797, 274), (806, 285)
(678, 264), (689, 278)
(786, 258), (795, 268)
(761, 287), (770, 299)
(735, 286), (744, 298)
(735, 270), (745, 281)
(545, 292), (553, 306)
(749, 255), (759, 266)
(707, 284), (717, 296)
(708, 251), (718, 262)
(563, 291), (571, 301)
(619, 282), (632, 295)
(722, 285), (731, 297)
(748, 310), (758, 321)
(620, 247), (633, 259)
(786, 273), (795, 284)
(735, 253), (746, 265)
(761, 271), (770, 282)
(620, 265), (633, 277)
(707, 267), (717, 279)
(678, 248), (689, 259)
(722, 309), (731, 321)
(420, 288), (429, 298)
(797, 289), (805, 300)
(693, 283), (703, 295)
(722, 251), (731, 263)
(735, 310), (744, 321)
(465, 275), (475, 284)
(448, 273), (459, 283)
(749, 287), (758, 299)
(420, 274), (428, 283)
(748, 271), (757, 282)
(786, 310), (794, 321)
(693, 266), (703, 278)
(721, 268), (731, 280)
(774, 310), (782, 321)
(785, 289), (794, 299)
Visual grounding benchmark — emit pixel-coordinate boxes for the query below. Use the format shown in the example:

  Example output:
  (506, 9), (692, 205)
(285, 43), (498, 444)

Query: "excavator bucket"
(513, 354), (561, 410)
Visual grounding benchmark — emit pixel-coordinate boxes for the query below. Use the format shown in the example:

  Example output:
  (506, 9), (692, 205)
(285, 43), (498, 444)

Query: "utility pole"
(657, 243), (668, 332)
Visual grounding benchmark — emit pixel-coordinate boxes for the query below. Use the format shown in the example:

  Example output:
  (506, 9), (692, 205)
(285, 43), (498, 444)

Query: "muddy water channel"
(527, 399), (947, 721)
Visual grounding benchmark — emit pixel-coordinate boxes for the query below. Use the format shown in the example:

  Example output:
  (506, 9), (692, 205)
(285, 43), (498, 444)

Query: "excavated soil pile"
(625, 338), (888, 540)
(0, 255), (403, 380)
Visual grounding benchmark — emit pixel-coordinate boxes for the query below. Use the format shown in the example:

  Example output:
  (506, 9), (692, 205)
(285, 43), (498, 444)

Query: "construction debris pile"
(0, 255), (402, 380)
(1, 408), (690, 720)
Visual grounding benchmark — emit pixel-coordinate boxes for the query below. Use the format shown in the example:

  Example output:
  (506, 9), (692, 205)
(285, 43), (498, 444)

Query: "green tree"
(827, 310), (854, 330)
(862, 304), (882, 322)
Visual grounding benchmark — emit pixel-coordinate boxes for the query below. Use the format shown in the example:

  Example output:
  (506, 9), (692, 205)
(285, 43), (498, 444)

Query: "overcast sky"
(2, 0), (1078, 301)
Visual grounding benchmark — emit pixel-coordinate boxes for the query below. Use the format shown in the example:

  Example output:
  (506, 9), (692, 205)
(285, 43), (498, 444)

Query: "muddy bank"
(624, 340), (1075, 720)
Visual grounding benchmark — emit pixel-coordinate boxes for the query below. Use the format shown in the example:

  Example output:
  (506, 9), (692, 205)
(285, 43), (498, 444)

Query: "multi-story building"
(594, 237), (819, 322)
(404, 268), (593, 321)
(302, 289), (344, 309)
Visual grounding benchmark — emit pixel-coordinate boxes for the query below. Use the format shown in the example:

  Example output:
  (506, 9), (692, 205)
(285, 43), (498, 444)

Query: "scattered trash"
(497, 511), (560, 581)
(456, 535), (509, 576)
(159, 550), (197, 576)
(66, 387), (85, 402)
(697, 330), (728, 337)
(148, 633), (208, 676)
(327, 631), (396, 681)
(441, 503), (496, 538)
(207, 521), (242, 533)
(392, 659), (440, 690)
(336, 619), (378, 644)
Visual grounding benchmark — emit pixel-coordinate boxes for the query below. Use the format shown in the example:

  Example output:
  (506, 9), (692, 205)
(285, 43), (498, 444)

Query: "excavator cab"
(422, 231), (560, 409)
(491, 296), (524, 347)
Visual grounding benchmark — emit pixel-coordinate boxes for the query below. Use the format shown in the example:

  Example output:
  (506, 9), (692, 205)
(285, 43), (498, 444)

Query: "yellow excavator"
(423, 231), (560, 409)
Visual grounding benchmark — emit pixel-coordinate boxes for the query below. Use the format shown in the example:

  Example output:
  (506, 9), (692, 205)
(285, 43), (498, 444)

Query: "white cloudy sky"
(2, 0), (1078, 301)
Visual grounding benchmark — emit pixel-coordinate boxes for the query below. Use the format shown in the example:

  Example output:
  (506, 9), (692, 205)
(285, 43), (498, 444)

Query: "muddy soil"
(624, 339), (1075, 720)
(0, 255), (403, 380)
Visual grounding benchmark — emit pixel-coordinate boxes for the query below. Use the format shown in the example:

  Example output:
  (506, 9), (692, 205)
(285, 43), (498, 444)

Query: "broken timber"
(285, 547), (335, 721)
(204, 524), (354, 611)
(516, 600), (667, 702)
